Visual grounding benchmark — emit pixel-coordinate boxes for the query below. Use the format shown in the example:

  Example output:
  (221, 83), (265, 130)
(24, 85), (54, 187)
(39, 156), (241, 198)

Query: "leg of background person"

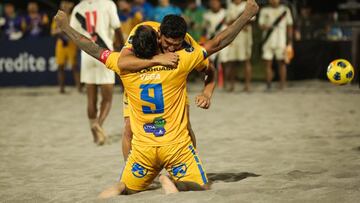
(122, 117), (132, 161)
(98, 84), (114, 126)
(229, 61), (237, 92)
(244, 59), (252, 92)
(87, 84), (99, 143)
(222, 62), (229, 90)
(57, 64), (65, 93)
(264, 60), (273, 90)
(278, 60), (287, 90)
(71, 63), (82, 92)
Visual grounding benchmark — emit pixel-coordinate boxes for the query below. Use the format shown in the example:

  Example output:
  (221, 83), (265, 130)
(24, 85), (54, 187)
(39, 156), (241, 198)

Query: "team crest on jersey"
(131, 163), (148, 178)
(143, 117), (166, 137)
(171, 163), (187, 178)
(183, 42), (194, 53)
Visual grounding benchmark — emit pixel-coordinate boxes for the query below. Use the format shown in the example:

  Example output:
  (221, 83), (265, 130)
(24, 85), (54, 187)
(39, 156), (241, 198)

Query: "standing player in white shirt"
(203, 0), (227, 64)
(222, 0), (254, 92)
(259, 0), (293, 90)
(70, 0), (124, 145)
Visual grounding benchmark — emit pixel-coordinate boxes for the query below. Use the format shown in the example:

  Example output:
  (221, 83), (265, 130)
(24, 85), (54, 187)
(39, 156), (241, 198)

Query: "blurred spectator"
(222, 0), (253, 92)
(0, 2), (24, 40)
(133, 0), (154, 21)
(259, 0), (293, 90)
(339, 0), (360, 21)
(295, 5), (315, 41)
(151, 0), (182, 23)
(51, 0), (81, 93)
(203, 0), (226, 65)
(117, 0), (143, 40)
(183, 0), (205, 42)
(23, 1), (50, 38)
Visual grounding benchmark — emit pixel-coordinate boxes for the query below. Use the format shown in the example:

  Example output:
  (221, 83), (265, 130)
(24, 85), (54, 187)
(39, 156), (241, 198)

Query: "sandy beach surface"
(1, 81), (359, 203)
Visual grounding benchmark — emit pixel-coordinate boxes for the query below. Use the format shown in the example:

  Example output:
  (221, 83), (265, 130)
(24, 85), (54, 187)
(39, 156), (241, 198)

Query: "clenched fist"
(195, 93), (211, 109)
(244, 0), (259, 18)
(54, 10), (69, 30)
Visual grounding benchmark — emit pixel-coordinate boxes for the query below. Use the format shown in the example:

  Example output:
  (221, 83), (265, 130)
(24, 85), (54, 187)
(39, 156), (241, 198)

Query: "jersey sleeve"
(108, 1), (121, 29)
(194, 55), (209, 72)
(102, 51), (121, 75)
(182, 33), (209, 72)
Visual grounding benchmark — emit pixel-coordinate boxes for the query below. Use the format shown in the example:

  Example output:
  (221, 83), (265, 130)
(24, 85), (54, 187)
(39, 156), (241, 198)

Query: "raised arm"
(54, 10), (105, 60)
(202, 0), (259, 57)
(118, 48), (179, 71)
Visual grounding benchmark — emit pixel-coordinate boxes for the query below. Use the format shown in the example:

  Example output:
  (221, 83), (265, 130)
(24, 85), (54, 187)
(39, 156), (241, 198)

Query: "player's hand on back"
(54, 10), (69, 30)
(153, 52), (179, 68)
(195, 93), (211, 109)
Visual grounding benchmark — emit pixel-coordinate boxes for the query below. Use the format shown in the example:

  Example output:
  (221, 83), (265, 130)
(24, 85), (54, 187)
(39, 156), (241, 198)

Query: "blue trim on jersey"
(188, 145), (208, 184)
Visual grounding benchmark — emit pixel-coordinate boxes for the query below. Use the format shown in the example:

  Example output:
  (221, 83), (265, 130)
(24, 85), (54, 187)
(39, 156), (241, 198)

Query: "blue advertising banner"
(0, 37), (77, 86)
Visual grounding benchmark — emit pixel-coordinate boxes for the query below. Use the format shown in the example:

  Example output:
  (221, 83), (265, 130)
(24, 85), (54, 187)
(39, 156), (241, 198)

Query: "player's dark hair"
(160, 15), (187, 39)
(132, 25), (158, 59)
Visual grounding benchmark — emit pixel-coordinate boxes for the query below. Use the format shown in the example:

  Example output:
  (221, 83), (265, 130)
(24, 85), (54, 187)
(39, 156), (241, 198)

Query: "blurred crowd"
(0, 0), (358, 91)
(0, 0), (358, 42)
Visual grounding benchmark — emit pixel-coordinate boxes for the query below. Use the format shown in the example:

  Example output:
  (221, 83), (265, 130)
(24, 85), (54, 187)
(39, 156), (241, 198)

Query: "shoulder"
(72, 2), (86, 11)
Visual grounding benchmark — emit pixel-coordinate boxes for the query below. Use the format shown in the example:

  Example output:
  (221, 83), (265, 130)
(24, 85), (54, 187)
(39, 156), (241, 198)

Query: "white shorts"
(80, 51), (115, 84)
(222, 34), (252, 62)
(262, 46), (286, 61)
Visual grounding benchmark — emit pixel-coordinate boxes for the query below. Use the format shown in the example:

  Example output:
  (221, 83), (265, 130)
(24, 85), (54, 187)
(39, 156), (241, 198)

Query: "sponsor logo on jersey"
(143, 117), (166, 137)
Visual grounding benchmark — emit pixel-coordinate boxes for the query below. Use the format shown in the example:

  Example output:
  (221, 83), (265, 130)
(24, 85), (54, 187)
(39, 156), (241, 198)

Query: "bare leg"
(122, 117), (132, 161)
(71, 64), (82, 92)
(264, 60), (273, 90)
(98, 182), (127, 199)
(228, 61), (237, 92)
(87, 84), (98, 119)
(159, 175), (179, 194)
(222, 62), (229, 90)
(98, 84), (113, 126)
(57, 65), (65, 93)
(244, 60), (252, 92)
(278, 60), (287, 90)
(86, 84), (103, 144)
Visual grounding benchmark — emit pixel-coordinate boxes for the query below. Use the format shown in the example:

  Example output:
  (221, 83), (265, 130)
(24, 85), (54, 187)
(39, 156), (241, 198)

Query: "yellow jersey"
(104, 22), (209, 146)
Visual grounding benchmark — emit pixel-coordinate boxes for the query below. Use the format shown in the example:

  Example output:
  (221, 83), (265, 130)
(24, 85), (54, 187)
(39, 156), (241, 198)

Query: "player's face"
(159, 35), (184, 53)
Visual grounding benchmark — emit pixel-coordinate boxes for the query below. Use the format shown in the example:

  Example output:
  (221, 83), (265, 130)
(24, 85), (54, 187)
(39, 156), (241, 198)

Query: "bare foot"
(90, 123), (107, 145)
(243, 86), (250, 92)
(98, 182), (126, 199)
(159, 175), (178, 194)
(90, 127), (98, 143)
